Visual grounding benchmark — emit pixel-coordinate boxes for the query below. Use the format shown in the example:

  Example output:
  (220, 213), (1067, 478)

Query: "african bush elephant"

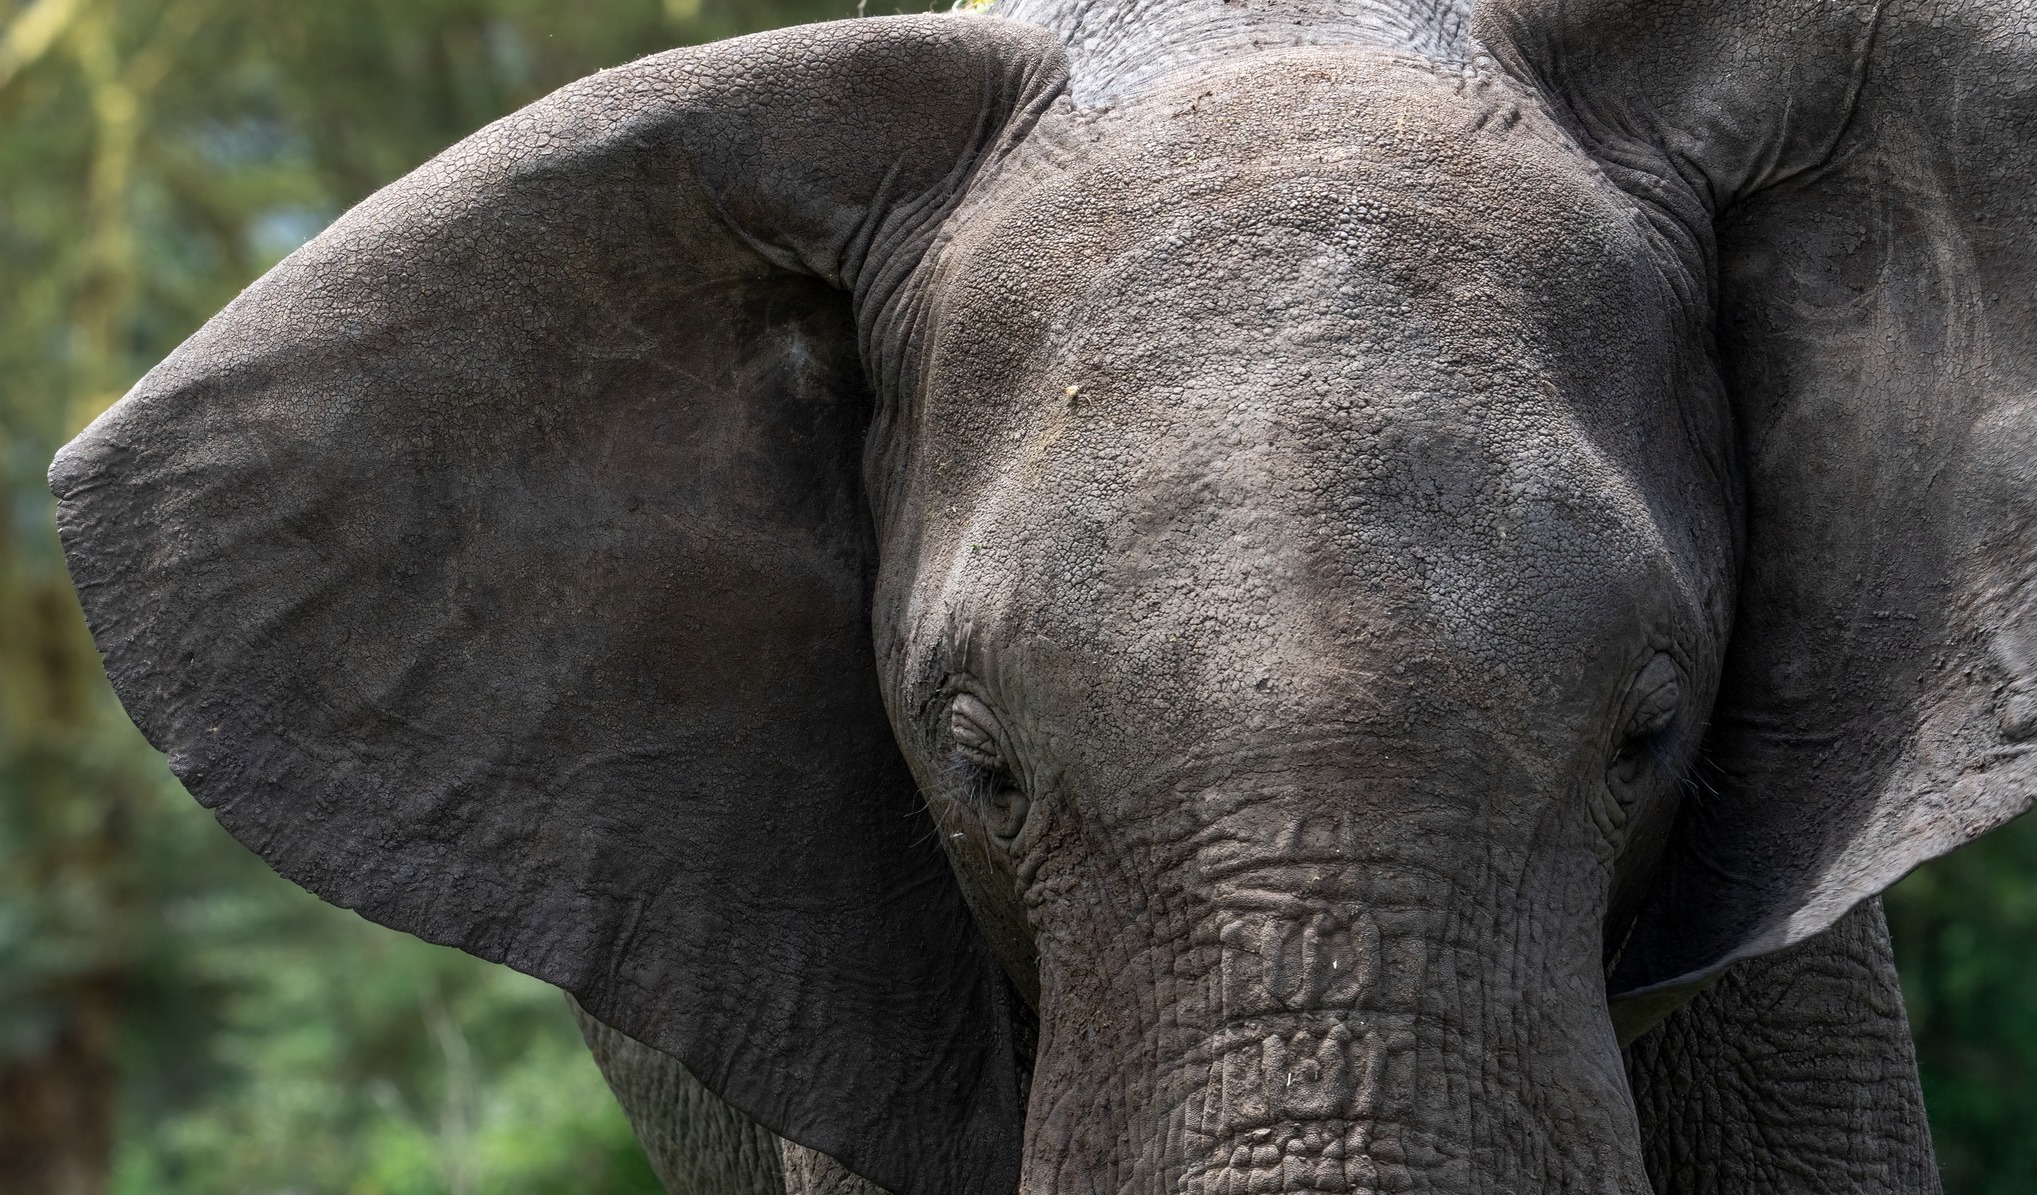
(50, 0), (2037, 1189)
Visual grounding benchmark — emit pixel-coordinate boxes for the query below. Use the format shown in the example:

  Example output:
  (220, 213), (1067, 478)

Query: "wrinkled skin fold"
(49, 0), (2037, 1192)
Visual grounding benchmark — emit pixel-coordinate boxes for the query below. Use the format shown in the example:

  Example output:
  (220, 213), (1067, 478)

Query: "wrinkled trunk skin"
(1017, 793), (1648, 1195)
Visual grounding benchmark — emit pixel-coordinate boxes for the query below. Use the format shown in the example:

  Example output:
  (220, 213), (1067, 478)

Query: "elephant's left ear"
(1483, 0), (2037, 1011)
(50, 17), (1065, 1195)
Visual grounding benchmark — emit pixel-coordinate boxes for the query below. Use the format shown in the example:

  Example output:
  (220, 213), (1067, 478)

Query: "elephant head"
(50, 1), (2037, 1192)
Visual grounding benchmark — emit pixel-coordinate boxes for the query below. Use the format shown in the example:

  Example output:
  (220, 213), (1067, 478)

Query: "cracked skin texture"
(45, 0), (2037, 1192)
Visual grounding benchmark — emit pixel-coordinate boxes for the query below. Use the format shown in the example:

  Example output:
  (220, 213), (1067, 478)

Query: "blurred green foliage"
(1888, 815), (2037, 1195)
(107, 828), (665, 1195)
(0, 0), (2033, 1192)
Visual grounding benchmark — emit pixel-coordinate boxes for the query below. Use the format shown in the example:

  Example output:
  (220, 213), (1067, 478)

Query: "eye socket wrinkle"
(950, 692), (1006, 771)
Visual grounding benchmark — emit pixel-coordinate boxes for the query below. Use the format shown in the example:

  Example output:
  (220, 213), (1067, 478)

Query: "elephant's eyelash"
(941, 751), (1007, 812)
(1640, 727), (1680, 770)
(1612, 714), (1707, 795)
(939, 751), (1032, 841)
(1674, 744), (1722, 808)
(910, 758), (993, 852)
(1612, 724), (1677, 788)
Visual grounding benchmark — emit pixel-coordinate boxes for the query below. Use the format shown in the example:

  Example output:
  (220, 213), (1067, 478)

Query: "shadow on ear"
(50, 17), (1066, 1195)
(1486, 1), (2037, 1024)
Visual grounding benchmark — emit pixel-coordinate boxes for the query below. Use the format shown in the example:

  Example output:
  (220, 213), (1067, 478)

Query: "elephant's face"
(51, 5), (2037, 1195)
(877, 48), (1729, 1188)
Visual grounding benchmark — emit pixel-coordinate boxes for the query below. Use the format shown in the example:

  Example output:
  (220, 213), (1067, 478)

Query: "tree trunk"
(0, 974), (122, 1195)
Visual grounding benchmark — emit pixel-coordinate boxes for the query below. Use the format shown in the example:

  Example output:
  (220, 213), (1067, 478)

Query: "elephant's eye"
(1610, 654), (1682, 786)
(976, 782), (1031, 841)
(948, 694), (1031, 841)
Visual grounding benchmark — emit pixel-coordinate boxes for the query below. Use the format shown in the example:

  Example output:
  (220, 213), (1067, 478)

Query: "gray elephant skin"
(46, 0), (2037, 1191)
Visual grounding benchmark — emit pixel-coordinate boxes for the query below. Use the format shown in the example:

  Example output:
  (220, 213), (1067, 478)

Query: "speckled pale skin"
(47, 0), (2037, 1192)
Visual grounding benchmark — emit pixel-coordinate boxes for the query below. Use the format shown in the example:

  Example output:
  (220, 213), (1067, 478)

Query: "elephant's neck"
(992, 0), (1476, 104)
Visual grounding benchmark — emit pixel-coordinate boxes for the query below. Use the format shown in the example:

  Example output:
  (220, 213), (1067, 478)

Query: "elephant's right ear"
(1479, 0), (2037, 1027)
(50, 17), (1065, 1195)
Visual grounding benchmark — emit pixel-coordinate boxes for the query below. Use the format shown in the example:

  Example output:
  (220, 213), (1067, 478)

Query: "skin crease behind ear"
(571, 1001), (885, 1195)
(566, 1005), (884, 1195)
(570, 1000), (785, 1195)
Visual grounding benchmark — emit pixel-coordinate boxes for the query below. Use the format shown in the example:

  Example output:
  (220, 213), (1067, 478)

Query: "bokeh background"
(0, 0), (2031, 1192)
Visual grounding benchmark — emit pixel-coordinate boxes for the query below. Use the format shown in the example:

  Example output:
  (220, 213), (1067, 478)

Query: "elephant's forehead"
(947, 43), (1644, 303)
(922, 43), (1680, 462)
(900, 45), (1721, 736)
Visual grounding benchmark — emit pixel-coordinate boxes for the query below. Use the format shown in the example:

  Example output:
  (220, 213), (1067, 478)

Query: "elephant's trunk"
(1181, 904), (1451, 1194)
(1019, 815), (1648, 1194)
